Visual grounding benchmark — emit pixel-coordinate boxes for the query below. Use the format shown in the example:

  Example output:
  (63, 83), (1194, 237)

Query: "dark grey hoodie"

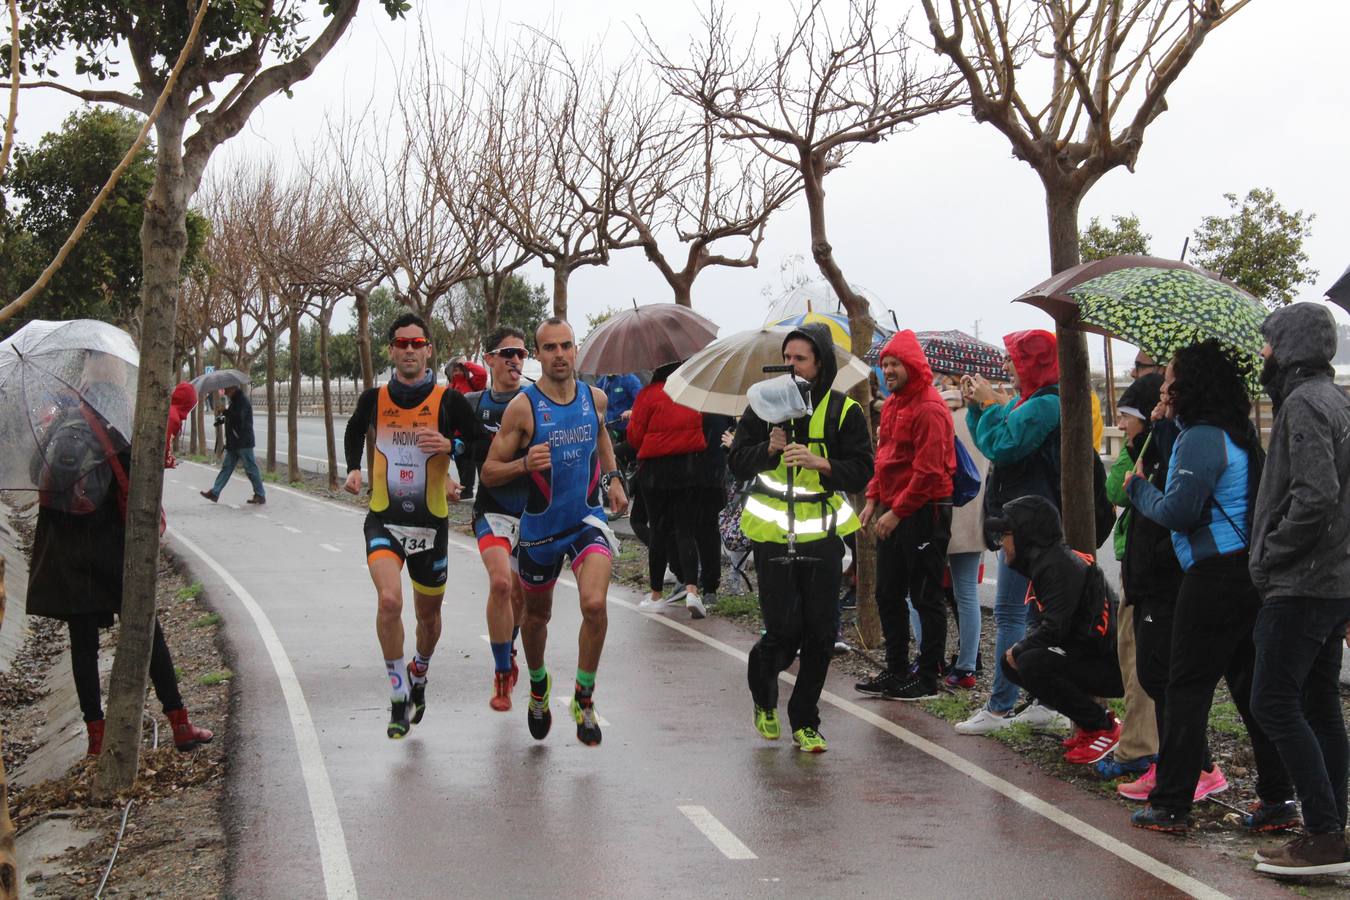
(1249, 303), (1350, 600)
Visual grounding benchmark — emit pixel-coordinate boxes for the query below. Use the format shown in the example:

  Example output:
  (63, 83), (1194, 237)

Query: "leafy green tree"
(455, 275), (549, 352)
(1079, 214), (1151, 263)
(1, 108), (208, 336)
(584, 305), (622, 336)
(1191, 188), (1318, 309)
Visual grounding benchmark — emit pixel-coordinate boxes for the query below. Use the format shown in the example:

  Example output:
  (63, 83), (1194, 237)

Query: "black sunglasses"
(489, 347), (528, 360)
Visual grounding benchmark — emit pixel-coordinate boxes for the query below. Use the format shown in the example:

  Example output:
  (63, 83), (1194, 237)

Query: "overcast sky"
(24, 1), (1350, 366)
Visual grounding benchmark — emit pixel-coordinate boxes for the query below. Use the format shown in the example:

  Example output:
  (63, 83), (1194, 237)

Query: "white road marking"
(677, 806), (757, 860)
(254, 513), (269, 519)
(320, 543), (341, 554)
(226, 503), (240, 510)
(283, 525), (302, 534)
(167, 530), (358, 900)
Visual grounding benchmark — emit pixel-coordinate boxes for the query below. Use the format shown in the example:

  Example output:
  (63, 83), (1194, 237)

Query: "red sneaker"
(490, 671), (512, 712)
(1063, 714), (1121, 765)
(1062, 727), (1089, 749)
(167, 707), (214, 752)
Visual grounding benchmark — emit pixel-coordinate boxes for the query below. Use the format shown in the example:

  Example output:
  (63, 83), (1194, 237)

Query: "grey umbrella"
(191, 368), (250, 394)
(1326, 264), (1350, 314)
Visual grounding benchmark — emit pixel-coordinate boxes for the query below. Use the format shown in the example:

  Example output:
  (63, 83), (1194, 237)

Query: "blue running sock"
(490, 641), (513, 673)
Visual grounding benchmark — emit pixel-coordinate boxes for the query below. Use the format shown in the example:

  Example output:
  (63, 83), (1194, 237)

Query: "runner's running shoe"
(571, 696), (602, 746)
(1241, 799), (1300, 833)
(527, 674), (552, 740)
(387, 699), (411, 740)
(792, 727), (828, 753)
(407, 668), (427, 725)
(490, 671), (512, 712)
(753, 706), (781, 740)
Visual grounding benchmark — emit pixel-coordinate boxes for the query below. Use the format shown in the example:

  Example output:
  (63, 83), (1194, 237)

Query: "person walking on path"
(1125, 340), (1295, 834)
(30, 353), (213, 756)
(1248, 303), (1350, 876)
(955, 330), (1066, 736)
(938, 380), (988, 690)
(465, 326), (531, 712)
(1097, 374), (1162, 781)
(447, 356), (488, 499)
(854, 330), (955, 701)
(627, 361), (710, 617)
(730, 324), (874, 753)
(345, 314), (476, 739)
(989, 495), (1123, 765)
(199, 384), (265, 505)
(481, 318), (629, 747)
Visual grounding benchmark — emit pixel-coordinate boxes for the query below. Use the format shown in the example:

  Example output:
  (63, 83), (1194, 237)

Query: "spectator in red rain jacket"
(628, 364), (710, 617)
(446, 357), (488, 394)
(856, 330), (956, 700)
(164, 381), (197, 469)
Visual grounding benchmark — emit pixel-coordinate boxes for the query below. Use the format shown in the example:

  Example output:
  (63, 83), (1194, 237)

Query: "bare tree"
(922, 0), (1251, 550)
(647, 0), (961, 642)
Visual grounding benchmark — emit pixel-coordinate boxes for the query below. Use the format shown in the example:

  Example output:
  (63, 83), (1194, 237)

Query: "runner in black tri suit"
(465, 325), (530, 711)
(482, 318), (629, 746)
(343, 313), (479, 739)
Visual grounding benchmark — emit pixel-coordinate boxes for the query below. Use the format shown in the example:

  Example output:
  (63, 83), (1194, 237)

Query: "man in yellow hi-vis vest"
(729, 324), (874, 753)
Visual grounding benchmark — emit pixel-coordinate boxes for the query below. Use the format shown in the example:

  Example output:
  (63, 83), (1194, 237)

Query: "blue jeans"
(907, 551), (984, 673)
(212, 447), (266, 499)
(987, 552), (1029, 714)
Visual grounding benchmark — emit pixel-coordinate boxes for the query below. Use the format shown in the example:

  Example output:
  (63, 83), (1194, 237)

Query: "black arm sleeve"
(439, 389), (480, 442)
(728, 407), (777, 481)
(343, 388), (378, 473)
(1016, 558), (1085, 654)
(819, 401), (875, 494)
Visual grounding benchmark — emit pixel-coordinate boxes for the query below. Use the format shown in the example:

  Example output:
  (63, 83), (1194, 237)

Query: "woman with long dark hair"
(1124, 340), (1294, 833)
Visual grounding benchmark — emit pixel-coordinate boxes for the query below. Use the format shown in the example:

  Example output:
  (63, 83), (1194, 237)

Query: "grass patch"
(191, 612), (221, 628)
(1108, 698), (1128, 721)
(197, 669), (234, 686)
(711, 593), (760, 619)
(262, 469), (283, 483)
(923, 691), (977, 724)
(290, 480), (304, 488)
(176, 581), (203, 601)
(990, 720), (1038, 749)
(1209, 701), (1246, 737)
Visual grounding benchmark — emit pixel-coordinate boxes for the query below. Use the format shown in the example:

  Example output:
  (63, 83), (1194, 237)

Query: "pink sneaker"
(1193, 765), (1229, 802)
(1117, 762), (1157, 801)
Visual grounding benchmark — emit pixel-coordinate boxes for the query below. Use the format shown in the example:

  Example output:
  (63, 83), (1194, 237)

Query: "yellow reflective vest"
(741, 395), (862, 544)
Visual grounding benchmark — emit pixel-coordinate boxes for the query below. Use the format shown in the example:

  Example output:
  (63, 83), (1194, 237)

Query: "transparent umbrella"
(0, 319), (139, 494)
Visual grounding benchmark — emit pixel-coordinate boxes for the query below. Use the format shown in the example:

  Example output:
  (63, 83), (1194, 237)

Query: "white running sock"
(386, 658), (409, 702)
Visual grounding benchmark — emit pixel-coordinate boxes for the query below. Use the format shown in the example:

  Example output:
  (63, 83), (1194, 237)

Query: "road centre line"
(678, 805), (758, 860)
(283, 525), (302, 534)
(174, 465), (1221, 899)
(167, 529), (357, 900)
(320, 543), (342, 553)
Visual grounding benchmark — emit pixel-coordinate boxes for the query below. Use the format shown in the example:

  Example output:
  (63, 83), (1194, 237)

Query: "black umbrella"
(1325, 264), (1350, 315)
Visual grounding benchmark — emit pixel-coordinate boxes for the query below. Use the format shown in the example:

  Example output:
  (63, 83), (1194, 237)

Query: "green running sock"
(529, 666), (548, 695)
(575, 668), (596, 692)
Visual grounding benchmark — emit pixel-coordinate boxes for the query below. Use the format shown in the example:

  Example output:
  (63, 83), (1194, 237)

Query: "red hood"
(170, 381), (198, 416)
(878, 330), (934, 404)
(1004, 330), (1058, 402)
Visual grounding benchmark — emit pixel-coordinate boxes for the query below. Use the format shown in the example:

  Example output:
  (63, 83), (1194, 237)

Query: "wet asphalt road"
(160, 460), (1296, 899)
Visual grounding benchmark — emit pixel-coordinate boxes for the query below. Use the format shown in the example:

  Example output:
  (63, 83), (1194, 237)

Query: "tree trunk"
(672, 279), (693, 308)
(800, 154), (881, 646)
(318, 309), (339, 491)
(355, 288), (374, 391)
(0, 558), (17, 900)
(265, 330), (277, 473)
(287, 300), (301, 481)
(552, 266), (568, 320)
(1046, 189), (1096, 554)
(95, 107), (191, 797)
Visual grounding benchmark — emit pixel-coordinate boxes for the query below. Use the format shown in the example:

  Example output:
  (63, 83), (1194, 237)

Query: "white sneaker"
(685, 592), (707, 619)
(955, 708), (1013, 735)
(1010, 702), (1071, 733)
(638, 595), (672, 611)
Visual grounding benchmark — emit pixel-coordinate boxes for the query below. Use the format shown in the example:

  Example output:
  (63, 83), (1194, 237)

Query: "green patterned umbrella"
(1066, 266), (1267, 373)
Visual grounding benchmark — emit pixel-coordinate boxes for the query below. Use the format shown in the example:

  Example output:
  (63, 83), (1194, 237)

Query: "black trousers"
(69, 613), (182, 723)
(1251, 596), (1350, 834)
(1132, 592), (1213, 769)
(693, 486), (724, 594)
(1003, 647), (1122, 731)
(644, 486), (700, 592)
(875, 503), (951, 682)
(747, 536), (844, 732)
(1150, 554), (1294, 813)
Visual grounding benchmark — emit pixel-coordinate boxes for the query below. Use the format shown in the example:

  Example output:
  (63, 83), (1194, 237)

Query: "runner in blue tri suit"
(465, 325), (531, 712)
(482, 318), (629, 746)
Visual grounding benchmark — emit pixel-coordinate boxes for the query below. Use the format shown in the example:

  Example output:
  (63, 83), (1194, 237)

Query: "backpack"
(1073, 558), (1118, 656)
(719, 479), (754, 553)
(952, 435), (981, 507)
(37, 403), (128, 517)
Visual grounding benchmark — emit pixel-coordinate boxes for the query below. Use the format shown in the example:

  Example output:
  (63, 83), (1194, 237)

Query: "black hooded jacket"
(999, 495), (1117, 659)
(728, 323), (874, 513)
(1250, 303), (1350, 600)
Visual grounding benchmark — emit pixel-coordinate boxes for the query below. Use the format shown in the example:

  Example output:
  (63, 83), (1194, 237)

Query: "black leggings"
(68, 614), (183, 723)
(644, 486), (700, 592)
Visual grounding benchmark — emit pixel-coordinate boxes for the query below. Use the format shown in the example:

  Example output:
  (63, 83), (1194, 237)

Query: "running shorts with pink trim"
(517, 523), (611, 591)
